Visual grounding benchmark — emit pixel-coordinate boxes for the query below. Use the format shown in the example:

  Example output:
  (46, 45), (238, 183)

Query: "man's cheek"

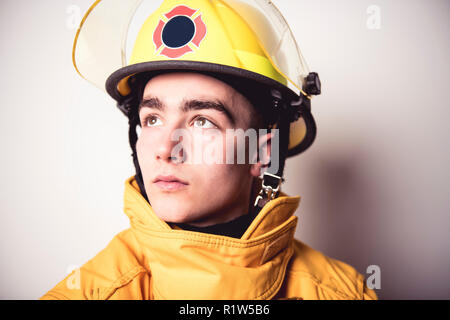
(192, 130), (226, 165)
(188, 131), (209, 165)
(136, 137), (154, 171)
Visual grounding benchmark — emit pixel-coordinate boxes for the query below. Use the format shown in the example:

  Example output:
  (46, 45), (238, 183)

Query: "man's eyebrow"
(182, 99), (235, 125)
(139, 97), (164, 113)
(139, 97), (235, 125)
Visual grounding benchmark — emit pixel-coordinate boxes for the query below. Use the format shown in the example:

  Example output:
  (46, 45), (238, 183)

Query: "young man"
(41, 0), (377, 300)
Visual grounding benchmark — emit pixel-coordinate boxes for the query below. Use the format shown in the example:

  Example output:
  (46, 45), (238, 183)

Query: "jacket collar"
(123, 176), (301, 300)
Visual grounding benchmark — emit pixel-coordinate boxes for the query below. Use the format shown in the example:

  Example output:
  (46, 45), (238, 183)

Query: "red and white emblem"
(153, 5), (207, 59)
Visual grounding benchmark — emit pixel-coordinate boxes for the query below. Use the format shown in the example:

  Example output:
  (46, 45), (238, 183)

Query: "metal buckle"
(254, 172), (282, 207)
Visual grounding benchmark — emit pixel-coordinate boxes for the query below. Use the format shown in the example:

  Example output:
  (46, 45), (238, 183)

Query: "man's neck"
(172, 177), (262, 238)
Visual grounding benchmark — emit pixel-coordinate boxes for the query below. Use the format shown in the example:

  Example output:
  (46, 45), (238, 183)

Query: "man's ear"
(250, 131), (273, 177)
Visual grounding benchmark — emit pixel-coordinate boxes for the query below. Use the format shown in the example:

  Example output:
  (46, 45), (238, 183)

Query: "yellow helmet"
(73, 0), (321, 157)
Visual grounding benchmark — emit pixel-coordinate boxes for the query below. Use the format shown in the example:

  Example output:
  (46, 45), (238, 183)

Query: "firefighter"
(41, 0), (377, 300)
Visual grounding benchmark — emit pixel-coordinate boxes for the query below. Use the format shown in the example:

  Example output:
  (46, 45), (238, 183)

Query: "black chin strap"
(250, 90), (294, 216)
(128, 117), (149, 203)
(120, 83), (150, 203)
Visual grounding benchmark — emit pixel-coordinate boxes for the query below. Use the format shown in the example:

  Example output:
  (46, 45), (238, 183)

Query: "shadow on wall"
(296, 149), (389, 299)
(293, 134), (450, 299)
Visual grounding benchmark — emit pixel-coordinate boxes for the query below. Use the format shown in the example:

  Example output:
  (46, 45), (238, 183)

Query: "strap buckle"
(254, 172), (283, 208)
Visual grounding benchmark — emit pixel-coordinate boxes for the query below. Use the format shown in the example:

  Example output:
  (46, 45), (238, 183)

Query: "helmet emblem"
(153, 5), (207, 59)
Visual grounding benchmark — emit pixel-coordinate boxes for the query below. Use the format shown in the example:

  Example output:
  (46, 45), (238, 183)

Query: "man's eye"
(193, 117), (216, 129)
(145, 115), (162, 127)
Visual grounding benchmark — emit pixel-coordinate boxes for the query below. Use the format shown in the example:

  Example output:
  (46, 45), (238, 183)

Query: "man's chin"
(152, 207), (198, 224)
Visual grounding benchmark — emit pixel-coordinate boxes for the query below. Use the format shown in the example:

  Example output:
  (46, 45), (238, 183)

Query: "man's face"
(136, 72), (265, 227)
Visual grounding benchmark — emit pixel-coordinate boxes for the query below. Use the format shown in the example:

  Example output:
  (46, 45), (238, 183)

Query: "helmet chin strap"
(129, 114), (150, 203)
(119, 78), (150, 203)
(251, 89), (292, 215)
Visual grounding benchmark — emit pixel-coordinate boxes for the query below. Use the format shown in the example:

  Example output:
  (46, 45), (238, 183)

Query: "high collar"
(123, 176), (301, 300)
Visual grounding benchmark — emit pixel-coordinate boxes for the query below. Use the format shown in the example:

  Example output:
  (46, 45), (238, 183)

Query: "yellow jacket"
(41, 177), (377, 300)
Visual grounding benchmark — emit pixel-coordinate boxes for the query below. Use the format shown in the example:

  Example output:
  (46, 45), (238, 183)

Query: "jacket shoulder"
(280, 240), (377, 300)
(40, 229), (150, 300)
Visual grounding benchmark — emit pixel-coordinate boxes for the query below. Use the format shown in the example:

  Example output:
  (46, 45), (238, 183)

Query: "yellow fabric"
(40, 176), (377, 300)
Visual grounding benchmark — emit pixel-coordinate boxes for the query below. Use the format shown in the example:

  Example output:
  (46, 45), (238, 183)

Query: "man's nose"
(155, 127), (187, 164)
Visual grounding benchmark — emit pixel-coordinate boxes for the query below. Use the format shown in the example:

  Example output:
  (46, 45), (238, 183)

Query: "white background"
(0, 0), (449, 299)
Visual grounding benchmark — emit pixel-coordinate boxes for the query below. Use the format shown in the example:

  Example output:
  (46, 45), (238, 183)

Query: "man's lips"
(153, 175), (189, 191)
